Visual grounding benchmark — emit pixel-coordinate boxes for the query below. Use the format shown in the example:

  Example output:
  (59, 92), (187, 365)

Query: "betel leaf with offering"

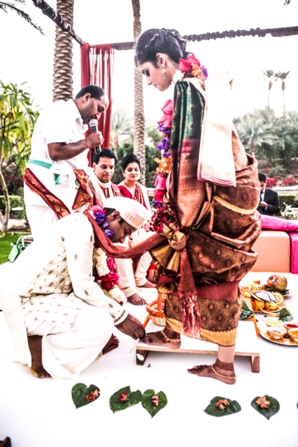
(251, 395), (280, 420)
(141, 389), (168, 418)
(72, 383), (100, 409)
(264, 284), (290, 295)
(110, 386), (142, 413)
(279, 308), (293, 322)
(204, 396), (241, 417)
(240, 301), (255, 321)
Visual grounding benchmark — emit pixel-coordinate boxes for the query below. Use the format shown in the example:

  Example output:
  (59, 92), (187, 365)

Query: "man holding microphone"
(24, 85), (109, 240)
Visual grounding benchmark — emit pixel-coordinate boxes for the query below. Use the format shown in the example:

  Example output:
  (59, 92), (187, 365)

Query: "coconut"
(266, 275), (288, 292)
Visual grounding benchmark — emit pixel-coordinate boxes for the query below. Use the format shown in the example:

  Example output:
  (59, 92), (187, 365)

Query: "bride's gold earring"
(161, 66), (166, 79)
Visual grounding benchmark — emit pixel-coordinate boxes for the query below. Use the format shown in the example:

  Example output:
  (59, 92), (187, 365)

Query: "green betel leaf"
(251, 395), (280, 420)
(205, 396), (241, 417)
(279, 308), (293, 322)
(71, 383), (100, 409)
(141, 389), (168, 418)
(240, 301), (255, 321)
(109, 386), (142, 413)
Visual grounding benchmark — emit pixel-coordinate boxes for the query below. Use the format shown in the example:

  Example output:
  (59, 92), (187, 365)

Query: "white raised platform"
(136, 319), (260, 372)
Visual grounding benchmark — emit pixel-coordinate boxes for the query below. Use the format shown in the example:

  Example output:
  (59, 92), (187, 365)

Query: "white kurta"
(24, 99), (89, 240)
(0, 213), (127, 380)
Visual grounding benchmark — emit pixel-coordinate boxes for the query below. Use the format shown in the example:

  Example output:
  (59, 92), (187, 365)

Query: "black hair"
(104, 207), (124, 224)
(75, 85), (105, 99)
(121, 153), (142, 171)
(135, 28), (190, 67)
(92, 148), (118, 165)
(258, 172), (267, 182)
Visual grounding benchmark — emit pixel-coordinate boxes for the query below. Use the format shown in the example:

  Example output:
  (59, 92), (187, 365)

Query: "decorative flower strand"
(92, 205), (114, 239)
(91, 204), (126, 305)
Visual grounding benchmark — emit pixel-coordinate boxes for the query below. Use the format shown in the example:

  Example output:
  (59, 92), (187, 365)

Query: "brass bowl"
(265, 318), (283, 328)
(288, 328), (298, 343)
(267, 327), (287, 340)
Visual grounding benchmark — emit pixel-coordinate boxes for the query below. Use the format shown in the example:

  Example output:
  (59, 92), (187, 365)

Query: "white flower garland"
(94, 247), (109, 277)
(103, 287), (127, 305)
(171, 69), (184, 85)
(93, 247), (127, 304)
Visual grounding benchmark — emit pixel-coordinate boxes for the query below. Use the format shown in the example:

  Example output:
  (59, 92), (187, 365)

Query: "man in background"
(258, 172), (280, 215)
(89, 149), (121, 205)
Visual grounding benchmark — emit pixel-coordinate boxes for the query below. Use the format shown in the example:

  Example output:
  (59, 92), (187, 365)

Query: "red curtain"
(80, 43), (115, 164)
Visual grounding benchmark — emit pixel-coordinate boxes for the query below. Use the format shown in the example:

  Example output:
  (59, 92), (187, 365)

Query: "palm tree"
(262, 70), (276, 106)
(53, 0), (74, 101)
(236, 115), (276, 158)
(274, 71), (290, 115)
(111, 107), (133, 152)
(131, 0), (146, 185)
(0, 1), (44, 34)
(254, 105), (276, 127)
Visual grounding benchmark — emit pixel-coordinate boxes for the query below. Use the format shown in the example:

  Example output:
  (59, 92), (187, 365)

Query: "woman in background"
(118, 153), (151, 211)
(115, 153), (156, 305)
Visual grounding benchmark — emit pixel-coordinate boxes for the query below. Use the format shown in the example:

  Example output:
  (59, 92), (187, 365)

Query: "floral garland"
(153, 55), (208, 210)
(91, 205), (126, 305)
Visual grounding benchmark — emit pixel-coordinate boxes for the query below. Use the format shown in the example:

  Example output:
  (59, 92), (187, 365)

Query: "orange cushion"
(252, 231), (290, 273)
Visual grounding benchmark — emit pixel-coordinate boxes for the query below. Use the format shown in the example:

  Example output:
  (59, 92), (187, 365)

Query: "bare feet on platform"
(28, 335), (51, 379)
(140, 280), (156, 289)
(127, 293), (147, 306)
(102, 334), (119, 355)
(143, 327), (181, 349)
(188, 359), (236, 385)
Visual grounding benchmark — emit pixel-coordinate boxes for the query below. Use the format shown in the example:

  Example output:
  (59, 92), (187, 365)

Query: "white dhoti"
(25, 301), (114, 380)
(115, 229), (154, 297)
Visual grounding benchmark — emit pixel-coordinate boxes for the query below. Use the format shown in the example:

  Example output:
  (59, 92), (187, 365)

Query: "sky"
(0, 0), (298, 122)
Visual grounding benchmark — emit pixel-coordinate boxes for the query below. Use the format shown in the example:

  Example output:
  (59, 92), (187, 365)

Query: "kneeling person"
(0, 197), (148, 380)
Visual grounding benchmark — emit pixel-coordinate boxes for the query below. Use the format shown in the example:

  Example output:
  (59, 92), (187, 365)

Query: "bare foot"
(28, 335), (51, 379)
(143, 328), (181, 349)
(127, 293), (147, 305)
(188, 364), (236, 385)
(140, 280), (156, 289)
(102, 334), (119, 355)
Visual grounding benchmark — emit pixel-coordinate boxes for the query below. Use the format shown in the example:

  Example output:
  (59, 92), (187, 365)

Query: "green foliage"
(147, 126), (162, 147)
(0, 195), (23, 210)
(235, 112), (276, 157)
(235, 105), (298, 175)
(0, 81), (38, 170)
(0, 232), (28, 264)
(0, 81), (38, 232)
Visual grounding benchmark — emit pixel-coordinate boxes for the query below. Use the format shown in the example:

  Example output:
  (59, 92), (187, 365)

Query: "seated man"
(0, 197), (148, 381)
(90, 149), (156, 306)
(89, 149), (121, 205)
(258, 172), (280, 216)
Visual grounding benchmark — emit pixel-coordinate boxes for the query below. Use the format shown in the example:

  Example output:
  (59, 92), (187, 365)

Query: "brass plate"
(260, 329), (298, 347)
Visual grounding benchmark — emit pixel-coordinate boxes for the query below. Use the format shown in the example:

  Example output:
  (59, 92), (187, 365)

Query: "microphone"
(89, 119), (101, 154)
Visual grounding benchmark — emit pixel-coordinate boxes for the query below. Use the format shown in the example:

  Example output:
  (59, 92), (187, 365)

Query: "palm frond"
(0, 2), (44, 35)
